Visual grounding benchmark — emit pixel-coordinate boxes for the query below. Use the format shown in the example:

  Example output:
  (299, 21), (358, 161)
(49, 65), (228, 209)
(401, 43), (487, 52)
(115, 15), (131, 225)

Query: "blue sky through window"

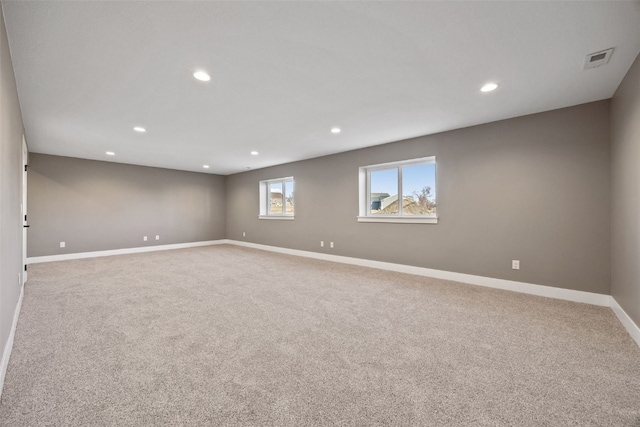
(370, 163), (436, 198)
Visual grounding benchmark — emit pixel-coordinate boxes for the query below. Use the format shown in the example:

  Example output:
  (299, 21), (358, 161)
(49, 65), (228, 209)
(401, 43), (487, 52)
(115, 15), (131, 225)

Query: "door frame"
(22, 135), (28, 284)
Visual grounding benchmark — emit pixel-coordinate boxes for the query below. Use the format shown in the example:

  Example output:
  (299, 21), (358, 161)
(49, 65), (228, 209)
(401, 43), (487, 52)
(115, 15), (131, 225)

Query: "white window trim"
(259, 176), (295, 220)
(358, 157), (438, 224)
(356, 216), (438, 224)
(258, 215), (295, 220)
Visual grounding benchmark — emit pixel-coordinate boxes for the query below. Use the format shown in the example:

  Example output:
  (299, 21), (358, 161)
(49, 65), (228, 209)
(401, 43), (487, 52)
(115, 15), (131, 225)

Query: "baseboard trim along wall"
(227, 241), (640, 348)
(26, 239), (639, 348)
(228, 240), (612, 307)
(0, 283), (24, 400)
(610, 298), (640, 349)
(27, 239), (613, 308)
(27, 240), (229, 264)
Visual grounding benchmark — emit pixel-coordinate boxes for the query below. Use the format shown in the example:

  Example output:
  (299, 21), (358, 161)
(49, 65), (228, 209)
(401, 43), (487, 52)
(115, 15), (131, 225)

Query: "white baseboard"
(24, 239), (635, 347)
(27, 239), (230, 264)
(0, 283), (24, 399)
(227, 240), (612, 307)
(611, 298), (640, 348)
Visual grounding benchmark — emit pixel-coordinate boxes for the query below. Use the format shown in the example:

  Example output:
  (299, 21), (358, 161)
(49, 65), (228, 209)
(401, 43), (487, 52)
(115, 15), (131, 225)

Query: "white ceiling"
(3, 1), (640, 175)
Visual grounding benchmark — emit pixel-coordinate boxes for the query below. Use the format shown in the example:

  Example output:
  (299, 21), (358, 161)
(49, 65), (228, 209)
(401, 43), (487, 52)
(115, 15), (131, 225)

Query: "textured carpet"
(0, 245), (639, 426)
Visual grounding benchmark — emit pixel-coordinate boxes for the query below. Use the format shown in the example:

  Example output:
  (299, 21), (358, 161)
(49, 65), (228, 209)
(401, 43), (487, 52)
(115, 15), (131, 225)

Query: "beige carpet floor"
(0, 244), (639, 426)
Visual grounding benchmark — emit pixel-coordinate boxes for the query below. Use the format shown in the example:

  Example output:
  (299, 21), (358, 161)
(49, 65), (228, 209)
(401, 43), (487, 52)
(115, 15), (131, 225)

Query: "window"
(259, 177), (294, 220)
(358, 157), (437, 223)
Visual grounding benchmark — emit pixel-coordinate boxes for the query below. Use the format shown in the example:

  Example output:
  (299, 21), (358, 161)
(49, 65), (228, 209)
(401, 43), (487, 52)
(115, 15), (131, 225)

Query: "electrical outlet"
(512, 260), (520, 270)
(60, 241), (65, 248)
(155, 235), (160, 240)
(243, 232), (246, 237)
(143, 236), (147, 241)
(320, 241), (324, 247)
(330, 242), (334, 248)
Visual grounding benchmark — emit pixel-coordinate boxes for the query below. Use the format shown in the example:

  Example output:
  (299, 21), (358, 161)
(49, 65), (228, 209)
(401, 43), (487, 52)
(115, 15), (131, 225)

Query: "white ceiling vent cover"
(583, 48), (614, 70)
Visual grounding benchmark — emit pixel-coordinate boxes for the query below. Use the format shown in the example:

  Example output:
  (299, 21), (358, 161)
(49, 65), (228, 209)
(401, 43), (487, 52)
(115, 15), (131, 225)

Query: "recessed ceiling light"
(106, 151), (115, 156)
(133, 126), (146, 133)
(250, 151), (259, 156)
(203, 165), (210, 169)
(193, 71), (211, 82)
(480, 82), (499, 92)
(331, 127), (341, 134)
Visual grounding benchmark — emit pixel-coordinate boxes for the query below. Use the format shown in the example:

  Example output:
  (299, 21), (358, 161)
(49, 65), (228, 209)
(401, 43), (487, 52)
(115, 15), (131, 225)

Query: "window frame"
(358, 157), (437, 224)
(259, 176), (295, 220)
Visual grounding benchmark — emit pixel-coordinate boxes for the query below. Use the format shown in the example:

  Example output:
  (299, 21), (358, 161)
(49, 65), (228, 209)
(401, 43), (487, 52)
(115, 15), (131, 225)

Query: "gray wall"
(28, 154), (226, 257)
(227, 101), (611, 294)
(0, 4), (25, 362)
(611, 53), (640, 327)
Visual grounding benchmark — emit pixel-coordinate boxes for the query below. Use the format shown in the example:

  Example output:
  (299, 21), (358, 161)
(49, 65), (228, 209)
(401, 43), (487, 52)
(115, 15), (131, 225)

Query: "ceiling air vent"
(583, 48), (613, 71)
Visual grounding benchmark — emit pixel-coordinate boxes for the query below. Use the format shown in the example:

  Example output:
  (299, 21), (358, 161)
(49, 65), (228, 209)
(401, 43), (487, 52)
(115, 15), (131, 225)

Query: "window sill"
(259, 215), (295, 221)
(357, 216), (438, 224)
